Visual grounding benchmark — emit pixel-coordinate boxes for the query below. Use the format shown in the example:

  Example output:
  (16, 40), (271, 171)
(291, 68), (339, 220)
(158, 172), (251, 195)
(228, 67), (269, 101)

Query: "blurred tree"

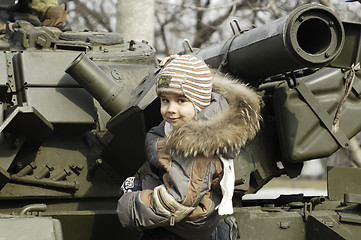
(66, 0), (116, 32)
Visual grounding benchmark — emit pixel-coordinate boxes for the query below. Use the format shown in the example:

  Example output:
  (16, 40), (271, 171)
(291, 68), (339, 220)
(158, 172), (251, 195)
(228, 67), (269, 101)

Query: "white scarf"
(216, 156), (234, 215)
(164, 121), (173, 136)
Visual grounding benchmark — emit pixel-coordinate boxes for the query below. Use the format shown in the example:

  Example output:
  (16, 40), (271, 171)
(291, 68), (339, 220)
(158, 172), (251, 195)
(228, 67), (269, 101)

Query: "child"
(117, 55), (262, 240)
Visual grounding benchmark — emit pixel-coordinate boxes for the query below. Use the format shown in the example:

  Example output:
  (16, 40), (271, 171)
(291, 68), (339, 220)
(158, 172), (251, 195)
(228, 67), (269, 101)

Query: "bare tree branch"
(269, 0), (282, 18)
(155, 0), (242, 12)
(155, 12), (170, 55)
(72, 0), (112, 31)
(192, 0), (248, 48)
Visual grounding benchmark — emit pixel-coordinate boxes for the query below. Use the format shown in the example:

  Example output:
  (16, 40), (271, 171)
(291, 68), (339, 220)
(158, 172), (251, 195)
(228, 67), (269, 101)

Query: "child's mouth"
(168, 117), (179, 122)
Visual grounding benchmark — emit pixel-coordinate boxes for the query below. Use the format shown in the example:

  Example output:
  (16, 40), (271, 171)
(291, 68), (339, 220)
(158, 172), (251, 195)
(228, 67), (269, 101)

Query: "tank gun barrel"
(196, 4), (345, 84)
(65, 52), (132, 117)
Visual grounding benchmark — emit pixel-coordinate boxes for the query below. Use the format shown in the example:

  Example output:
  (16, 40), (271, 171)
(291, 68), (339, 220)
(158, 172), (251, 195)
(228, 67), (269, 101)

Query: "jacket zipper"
(157, 190), (176, 226)
(170, 213), (175, 226)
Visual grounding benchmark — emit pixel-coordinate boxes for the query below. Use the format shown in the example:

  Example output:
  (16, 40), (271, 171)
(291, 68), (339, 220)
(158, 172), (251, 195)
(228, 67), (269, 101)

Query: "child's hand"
(119, 177), (142, 197)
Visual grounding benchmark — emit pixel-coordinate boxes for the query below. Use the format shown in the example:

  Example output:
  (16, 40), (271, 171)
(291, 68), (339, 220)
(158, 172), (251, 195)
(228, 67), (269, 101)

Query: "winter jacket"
(116, 73), (262, 240)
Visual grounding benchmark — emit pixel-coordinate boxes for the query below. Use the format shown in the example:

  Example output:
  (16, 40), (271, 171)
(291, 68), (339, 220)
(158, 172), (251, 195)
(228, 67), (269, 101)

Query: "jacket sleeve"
(116, 181), (197, 229)
(116, 188), (168, 230)
(144, 122), (167, 179)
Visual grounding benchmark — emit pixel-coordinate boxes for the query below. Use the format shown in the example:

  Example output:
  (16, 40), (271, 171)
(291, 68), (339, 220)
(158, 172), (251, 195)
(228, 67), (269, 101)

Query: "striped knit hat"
(156, 55), (212, 113)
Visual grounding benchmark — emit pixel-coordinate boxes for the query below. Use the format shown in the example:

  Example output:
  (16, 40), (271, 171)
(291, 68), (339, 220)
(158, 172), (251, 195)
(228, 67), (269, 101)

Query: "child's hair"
(156, 55), (212, 113)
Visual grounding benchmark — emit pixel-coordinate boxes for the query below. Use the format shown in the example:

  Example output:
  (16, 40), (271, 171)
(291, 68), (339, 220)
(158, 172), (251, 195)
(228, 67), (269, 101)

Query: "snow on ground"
(243, 159), (328, 200)
(243, 187), (327, 200)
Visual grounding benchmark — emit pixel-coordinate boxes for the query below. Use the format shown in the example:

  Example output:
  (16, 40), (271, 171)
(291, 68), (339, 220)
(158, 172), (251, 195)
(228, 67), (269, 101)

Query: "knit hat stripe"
(162, 59), (210, 73)
(169, 57), (205, 66)
(183, 88), (212, 101)
(162, 68), (211, 78)
(163, 60), (209, 69)
(193, 103), (205, 112)
(183, 80), (212, 88)
(183, 84), (213, 94)
(191, 98), (210, 111)
(184, 93), (212, 105)
(159, 88), (184, 95)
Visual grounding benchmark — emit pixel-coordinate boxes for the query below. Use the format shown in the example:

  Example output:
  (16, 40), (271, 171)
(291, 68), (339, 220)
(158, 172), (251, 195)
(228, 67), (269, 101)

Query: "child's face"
(160, 93), (195, 128)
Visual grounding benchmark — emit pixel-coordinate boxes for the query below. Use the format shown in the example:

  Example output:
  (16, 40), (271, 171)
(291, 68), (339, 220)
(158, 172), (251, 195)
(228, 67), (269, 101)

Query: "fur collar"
(166, 73), (262, 157)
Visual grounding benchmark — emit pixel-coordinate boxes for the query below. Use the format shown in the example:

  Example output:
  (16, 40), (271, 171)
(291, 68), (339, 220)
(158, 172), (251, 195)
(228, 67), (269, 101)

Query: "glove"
(119, 177), (142, 196)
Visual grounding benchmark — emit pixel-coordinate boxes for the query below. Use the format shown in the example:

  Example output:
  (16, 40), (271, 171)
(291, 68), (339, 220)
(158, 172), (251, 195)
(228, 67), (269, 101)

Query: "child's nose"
(167, 102), (177, 113)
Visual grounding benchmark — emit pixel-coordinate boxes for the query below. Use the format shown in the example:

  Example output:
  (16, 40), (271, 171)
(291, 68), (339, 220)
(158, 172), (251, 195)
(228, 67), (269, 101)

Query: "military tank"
(0, 2), (361, 239)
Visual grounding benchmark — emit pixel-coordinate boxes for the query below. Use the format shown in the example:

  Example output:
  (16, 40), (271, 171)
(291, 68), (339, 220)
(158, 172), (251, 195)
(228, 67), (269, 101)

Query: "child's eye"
(177, 98), (189, 104)
(160, 98), (169, 103)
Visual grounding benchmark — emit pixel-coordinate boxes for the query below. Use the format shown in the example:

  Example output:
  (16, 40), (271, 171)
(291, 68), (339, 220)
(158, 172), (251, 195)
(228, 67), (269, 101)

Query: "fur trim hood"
(166, 73), (262, 157)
